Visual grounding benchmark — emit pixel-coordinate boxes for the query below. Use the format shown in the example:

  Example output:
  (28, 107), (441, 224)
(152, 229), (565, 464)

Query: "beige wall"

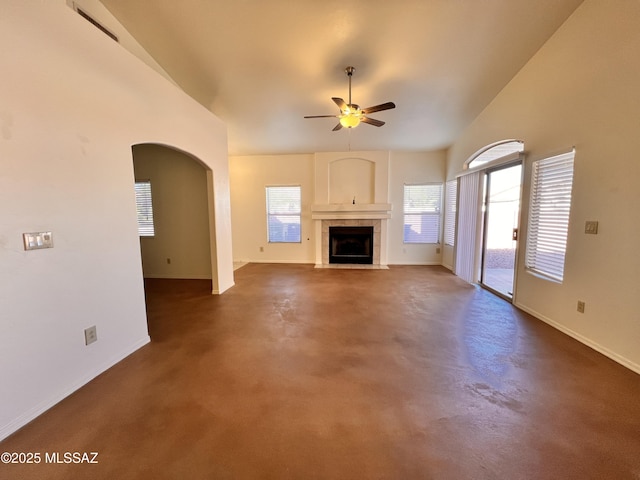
(230, 154), (316, 263)
(388, 151), (447, 265)
(133, 144), (212, 279)
(447, 0), (640, 372)
(0, 0), (232, 440)
(230, 150), (446, 265)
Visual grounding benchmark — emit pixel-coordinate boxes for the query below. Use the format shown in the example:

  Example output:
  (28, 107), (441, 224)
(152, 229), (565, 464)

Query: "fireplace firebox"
(329, 226), (374, 264)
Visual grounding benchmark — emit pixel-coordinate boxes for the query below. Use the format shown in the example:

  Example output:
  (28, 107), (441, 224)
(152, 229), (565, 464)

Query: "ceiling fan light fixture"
(304, 66), (395, 131)
(339, 115), (361, 128)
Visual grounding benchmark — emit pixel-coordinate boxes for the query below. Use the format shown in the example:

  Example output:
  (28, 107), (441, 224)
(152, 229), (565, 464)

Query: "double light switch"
(23, 232), (53, 250)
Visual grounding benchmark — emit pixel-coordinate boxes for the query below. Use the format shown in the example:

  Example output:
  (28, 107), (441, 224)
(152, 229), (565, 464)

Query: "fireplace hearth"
(329, 226), (374, 264)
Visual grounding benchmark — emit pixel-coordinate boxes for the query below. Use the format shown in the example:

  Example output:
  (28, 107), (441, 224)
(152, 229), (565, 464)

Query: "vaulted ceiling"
(100, 0), (584, 156)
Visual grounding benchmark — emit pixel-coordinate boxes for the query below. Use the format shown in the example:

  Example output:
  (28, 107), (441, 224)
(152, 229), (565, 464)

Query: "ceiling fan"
(304, 66), (396, 131)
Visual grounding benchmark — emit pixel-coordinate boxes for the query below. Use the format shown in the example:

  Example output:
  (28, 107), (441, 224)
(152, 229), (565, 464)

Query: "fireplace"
(329, 226), (374, 264)
(312, 206), (390, 267)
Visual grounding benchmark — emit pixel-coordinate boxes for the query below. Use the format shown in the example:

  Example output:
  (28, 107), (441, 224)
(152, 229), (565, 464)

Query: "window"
(403, 184), (442, 244)
(466, 140), (524, 170)
(266, 186), (301, 243)
(134, 180), (155, 237)
(525, 150), (575, 282)
(444, 180), (457, 246)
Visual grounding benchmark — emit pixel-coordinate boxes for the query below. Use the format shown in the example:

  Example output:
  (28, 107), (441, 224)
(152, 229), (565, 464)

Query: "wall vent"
(72, 4), (119, 43)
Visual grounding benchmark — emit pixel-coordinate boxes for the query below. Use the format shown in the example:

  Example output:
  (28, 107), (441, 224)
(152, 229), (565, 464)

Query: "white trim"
(463, 139), (524, 171)
(388, 261), (443, 266)
(515, 302), (640, 376)
(143, 274), (212, 280)
(311, 203), (392, 220)
(458, 151), (524, 177)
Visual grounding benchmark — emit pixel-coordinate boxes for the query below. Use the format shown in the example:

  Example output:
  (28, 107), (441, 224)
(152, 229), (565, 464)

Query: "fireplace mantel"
(311, 203), (392, 220)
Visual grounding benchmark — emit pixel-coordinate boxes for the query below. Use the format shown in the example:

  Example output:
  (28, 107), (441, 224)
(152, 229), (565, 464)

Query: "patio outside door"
(480, 163), (522, 299)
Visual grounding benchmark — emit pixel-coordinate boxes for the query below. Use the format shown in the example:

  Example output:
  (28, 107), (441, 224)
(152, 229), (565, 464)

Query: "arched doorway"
(131, 143), (217, 290)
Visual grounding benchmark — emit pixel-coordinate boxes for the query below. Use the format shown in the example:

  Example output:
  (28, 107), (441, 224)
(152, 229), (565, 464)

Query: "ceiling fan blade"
(361, 102), (396, 114)
(332, 97), (348, 111)
(361, 116), (385, 127)
(304, 115), (340, 118)
(332, 123), (343, 131)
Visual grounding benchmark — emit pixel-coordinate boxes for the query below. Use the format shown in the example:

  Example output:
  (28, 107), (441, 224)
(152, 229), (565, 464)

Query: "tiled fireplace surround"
(321, 219), (381, 266)
(311, 151), (392, 268)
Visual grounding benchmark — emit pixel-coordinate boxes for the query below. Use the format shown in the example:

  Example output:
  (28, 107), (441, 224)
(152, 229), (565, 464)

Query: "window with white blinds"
(134, 180), (155, 237)
(266, 186), (301, 243)
(403, 184), (442, 244)
(444, 180), (457, 246)
(525, 150), (575, 282)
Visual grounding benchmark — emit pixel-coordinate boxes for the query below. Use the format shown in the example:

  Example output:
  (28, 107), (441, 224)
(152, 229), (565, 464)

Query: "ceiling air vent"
(72, 4), (119, 43)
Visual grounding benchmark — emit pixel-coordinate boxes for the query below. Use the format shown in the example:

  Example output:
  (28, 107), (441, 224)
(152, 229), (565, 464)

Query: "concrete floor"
(2, 264), (640, 479)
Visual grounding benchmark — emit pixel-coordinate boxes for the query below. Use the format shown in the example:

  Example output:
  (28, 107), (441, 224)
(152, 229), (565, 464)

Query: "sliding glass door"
(480, 163), (522, 299)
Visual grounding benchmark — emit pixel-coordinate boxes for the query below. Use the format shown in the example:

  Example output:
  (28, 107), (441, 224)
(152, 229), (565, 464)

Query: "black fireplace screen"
(329, 226), (374, 264)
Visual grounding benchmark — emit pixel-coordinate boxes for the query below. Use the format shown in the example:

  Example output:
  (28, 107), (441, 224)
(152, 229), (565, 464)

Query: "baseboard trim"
(143, 274), (212, 280)
(387, 262), (444, 266)
(0, 335), (151, 441)
(515, 302), (640, 376)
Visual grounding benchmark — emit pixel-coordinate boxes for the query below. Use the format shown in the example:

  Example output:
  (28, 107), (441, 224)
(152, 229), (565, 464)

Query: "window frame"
(265, 185), (302, 244)
(465, 140), (524, 171)
(403, 183), (443, 245)
(525, 150), (575, 283)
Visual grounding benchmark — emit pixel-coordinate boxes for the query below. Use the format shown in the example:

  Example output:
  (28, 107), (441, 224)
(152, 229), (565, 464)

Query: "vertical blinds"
(455, 172), (480, 283)
(403, 184), (442, 244)
(134, 181), (155, 237)
(525, 151), (575, 282)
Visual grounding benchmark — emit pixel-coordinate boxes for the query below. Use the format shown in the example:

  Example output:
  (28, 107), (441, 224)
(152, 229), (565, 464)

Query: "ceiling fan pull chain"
(347, 66), (353, 105)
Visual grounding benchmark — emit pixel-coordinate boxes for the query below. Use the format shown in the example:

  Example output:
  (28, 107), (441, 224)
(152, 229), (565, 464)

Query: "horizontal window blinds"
(266, 186), (301, 243)
(134, 181), (155, 237)
(525, 151), (575, 282)
(444, 180), (457, 246)
(403, 184), (442, 244)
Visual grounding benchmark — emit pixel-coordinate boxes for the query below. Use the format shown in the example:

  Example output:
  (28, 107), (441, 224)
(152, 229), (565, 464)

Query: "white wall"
(388, 151), (446, 265)
(133, 144), (212, 279)
(447, 0), (640, 372)
(0, 0), (233, 440)
(230, 154), (316, 263)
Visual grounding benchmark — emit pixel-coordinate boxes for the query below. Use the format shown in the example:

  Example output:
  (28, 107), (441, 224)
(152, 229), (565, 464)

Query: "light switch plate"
(584, 221), (598, 234)
(84, 326), (97, 346)
(23, 232), (53, 250)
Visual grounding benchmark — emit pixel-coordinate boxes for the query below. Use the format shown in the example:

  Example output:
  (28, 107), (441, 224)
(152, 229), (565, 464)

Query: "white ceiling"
(99, 0), (583, 156)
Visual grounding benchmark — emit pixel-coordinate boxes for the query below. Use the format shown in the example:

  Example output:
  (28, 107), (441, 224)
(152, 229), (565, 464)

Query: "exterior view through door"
(480, 163), (522, 299)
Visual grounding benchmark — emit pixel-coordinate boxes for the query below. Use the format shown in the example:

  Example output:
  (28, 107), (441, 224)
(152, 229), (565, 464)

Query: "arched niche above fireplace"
(328, 157), (375, 204)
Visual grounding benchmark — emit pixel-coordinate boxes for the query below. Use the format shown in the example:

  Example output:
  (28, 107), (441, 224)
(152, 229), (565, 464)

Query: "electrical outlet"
(84, 325), (97, 345)
(260, 246), (264, 252)
(166, 258), (171, 264)
(577, 301), (585, 314)
(436, 247), (441, 254)
(585, 221), (598, 234)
